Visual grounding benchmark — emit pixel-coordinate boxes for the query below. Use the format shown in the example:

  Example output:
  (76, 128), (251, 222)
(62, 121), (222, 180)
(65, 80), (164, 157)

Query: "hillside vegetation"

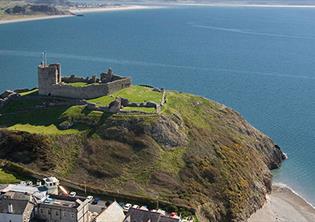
(0, 0), (68, 20)
(0, 86), (161, 134)
(0, 86), (285, 221)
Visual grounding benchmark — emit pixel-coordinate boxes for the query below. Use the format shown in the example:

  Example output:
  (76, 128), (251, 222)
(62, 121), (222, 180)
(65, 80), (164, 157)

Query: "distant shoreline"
(0, 15), (73, 25)
(0, 5), (159, 26)
(166, 2), (315, 8)
(69, 5), (161, 14)
(249, 184), (315, 222)
(1, 3), (315, 26)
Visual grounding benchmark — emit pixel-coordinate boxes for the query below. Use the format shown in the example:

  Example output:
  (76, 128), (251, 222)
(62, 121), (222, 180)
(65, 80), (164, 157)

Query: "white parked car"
(123, 203), (132, 211)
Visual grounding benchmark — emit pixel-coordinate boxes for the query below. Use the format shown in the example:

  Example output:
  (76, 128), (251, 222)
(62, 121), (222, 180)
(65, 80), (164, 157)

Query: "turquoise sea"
(0, 6), (315, 205)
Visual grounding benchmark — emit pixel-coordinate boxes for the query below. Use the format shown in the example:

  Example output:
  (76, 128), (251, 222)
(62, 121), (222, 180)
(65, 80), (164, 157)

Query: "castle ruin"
(38, 63), (131, 99)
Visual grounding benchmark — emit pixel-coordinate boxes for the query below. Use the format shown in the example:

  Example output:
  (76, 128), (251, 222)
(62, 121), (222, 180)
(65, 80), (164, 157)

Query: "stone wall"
(106, 78), (132, 95)
(44, 84), (108, 99)
(62, 74), (126, 85)
(42, 77), (131, 99)
(62, 75), (98, 84)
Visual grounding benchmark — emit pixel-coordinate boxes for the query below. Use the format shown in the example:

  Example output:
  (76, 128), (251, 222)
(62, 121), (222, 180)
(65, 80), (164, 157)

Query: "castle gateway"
(38, 63), (131, 99)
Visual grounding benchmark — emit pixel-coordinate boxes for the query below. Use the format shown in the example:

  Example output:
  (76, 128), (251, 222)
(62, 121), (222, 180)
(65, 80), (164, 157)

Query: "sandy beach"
(0, 15), (73, 25)
(69, 5), (160, 14)
(248, 185), (315, 222)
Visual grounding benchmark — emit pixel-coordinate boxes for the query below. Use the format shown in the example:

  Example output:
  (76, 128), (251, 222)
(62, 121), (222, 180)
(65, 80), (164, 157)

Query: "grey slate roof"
(124, 208), (180, 222)
(0, 198), (30, 215)
(0, 191), (35, 218)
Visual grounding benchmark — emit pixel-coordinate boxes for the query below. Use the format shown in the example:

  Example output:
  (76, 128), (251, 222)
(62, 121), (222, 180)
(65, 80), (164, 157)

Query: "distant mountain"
(5, 4), (67, 15)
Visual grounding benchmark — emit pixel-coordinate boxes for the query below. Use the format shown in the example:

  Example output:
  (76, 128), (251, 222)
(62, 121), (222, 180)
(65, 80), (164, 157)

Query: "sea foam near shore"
(273, 182), (315, 209)
(249, 183), (315, 222)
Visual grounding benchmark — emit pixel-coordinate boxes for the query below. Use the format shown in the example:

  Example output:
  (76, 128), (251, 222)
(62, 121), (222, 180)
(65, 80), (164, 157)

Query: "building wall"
(0, 213), (23, 222)
(76, 199), (90, 222)
(37, 205), (78, 222)
(36, 199), (91, 222)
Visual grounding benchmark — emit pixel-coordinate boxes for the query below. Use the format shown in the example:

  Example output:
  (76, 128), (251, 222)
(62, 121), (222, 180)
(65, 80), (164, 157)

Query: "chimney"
(8, 203), (13, 214)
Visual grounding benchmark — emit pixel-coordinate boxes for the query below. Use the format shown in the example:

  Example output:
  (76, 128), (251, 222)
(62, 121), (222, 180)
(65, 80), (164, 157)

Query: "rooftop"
(3, 191), (31, 201)
(43, 197), (79, 208)
(1, 184), (47, 195)
(41, 194), (89, 209)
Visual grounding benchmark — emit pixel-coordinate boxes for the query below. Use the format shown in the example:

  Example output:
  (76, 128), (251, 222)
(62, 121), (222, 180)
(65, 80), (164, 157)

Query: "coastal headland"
(1, 4), (315, 221)
(0, 61), (286, 221)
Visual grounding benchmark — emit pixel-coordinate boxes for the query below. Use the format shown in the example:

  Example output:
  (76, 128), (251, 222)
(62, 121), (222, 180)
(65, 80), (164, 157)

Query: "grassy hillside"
(0, 87), (284, 221)
(0, 169), (19, 184)
(0, 86), (161, 134)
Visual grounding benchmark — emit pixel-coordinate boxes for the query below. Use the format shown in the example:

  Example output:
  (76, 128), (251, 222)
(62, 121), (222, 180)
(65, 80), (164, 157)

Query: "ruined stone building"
(38, 63), (131, 99)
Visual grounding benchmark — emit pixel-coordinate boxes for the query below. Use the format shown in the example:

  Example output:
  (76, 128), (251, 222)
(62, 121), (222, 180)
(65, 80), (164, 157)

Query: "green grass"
(0, 96), (44, 114)
(7, 124), (81, 135)
(88, 85), (162, 106)
(88, 95), (114, 107)
(65, 82), (88, 87)
(0, 85), (161, 135)
(0, 103), (112, 135)
(122, 106), (156, 113)
(61, 105), (102, 120)
(0, 169), (19, 184)
(164, 91), (221, 129)
(157, 147), (187, 175)
(0, 105), (91, 135)
(19, 88), (38, 96)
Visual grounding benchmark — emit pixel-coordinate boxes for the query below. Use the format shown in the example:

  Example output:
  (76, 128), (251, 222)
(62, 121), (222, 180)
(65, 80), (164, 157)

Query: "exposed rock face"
(0, 90), (16, 99)
(120, 97), (129, 107)
(108, 99), (121, 113)
(0, 91), (285, 222)
(0, 90), (20, 108)
(144, 115), (188, 148)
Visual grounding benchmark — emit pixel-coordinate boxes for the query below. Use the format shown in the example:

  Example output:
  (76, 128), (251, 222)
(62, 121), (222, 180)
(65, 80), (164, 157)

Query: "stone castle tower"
(38, 63), (61, 95)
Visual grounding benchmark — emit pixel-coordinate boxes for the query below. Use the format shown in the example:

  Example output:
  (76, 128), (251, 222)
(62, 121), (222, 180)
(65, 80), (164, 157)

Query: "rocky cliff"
(0, 90), (285, 221)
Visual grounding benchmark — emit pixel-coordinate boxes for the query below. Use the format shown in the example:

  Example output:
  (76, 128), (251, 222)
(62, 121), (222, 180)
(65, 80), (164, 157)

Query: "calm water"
(0, 6), (315, 204)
